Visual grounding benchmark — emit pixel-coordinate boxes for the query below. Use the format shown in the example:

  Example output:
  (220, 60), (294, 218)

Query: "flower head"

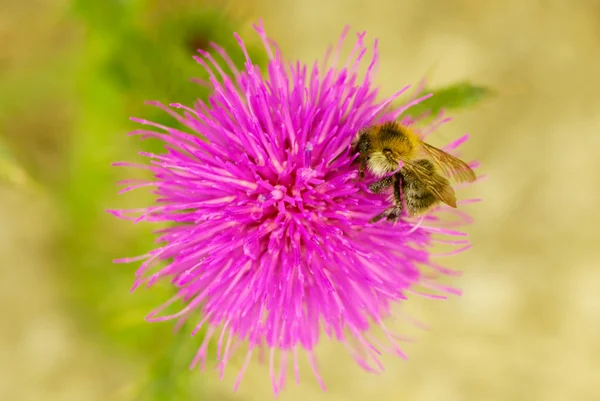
(111, 21), (477, 394)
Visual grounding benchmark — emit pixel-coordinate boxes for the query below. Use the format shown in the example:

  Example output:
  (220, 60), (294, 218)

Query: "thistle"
(110, 20), (477, 394)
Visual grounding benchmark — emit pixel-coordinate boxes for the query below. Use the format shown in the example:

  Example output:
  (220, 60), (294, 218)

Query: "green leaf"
(408, 81), (495, 118)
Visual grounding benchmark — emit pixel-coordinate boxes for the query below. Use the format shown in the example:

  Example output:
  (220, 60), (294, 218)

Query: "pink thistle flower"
(110, 20), (478, 394)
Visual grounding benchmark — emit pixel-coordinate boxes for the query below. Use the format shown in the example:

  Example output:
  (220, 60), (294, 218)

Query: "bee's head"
(353, 122), (414, 176)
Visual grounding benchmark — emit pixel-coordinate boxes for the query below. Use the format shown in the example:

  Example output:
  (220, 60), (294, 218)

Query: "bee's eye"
(383, 148), (393, 156)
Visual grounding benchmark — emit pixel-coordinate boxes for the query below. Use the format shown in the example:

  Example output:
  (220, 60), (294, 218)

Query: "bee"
(353, 121), (476, 222)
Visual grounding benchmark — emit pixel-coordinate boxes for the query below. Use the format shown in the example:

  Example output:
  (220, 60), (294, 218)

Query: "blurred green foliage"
(409, 81), (495, 119)
(0, 1), (493, 399)
(55, 1), (265, 399)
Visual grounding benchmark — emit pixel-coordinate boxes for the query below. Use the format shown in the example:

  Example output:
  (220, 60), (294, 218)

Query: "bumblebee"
(353, 121), (476, 222)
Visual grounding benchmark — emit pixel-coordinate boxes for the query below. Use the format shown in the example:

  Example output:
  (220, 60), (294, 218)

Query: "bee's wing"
(419, 141), (476, 183)
(403, 160), (457, 208)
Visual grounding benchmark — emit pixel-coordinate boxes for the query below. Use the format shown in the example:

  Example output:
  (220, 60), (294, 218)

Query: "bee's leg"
(356, 135), (370, 180)
(370, 206), (402, 223)
(370, 174), (404, 223)
(359, 159), (366, 179)
(367, 176), (393, 193)
(370, 212), (387, 223)
(392, 173), (403, 207)
(385, 207), (403, 222)
(384, 174), (404, 222)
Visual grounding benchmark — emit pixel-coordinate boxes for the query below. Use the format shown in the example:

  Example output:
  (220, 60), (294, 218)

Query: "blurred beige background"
(2, 0), (600, 400)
